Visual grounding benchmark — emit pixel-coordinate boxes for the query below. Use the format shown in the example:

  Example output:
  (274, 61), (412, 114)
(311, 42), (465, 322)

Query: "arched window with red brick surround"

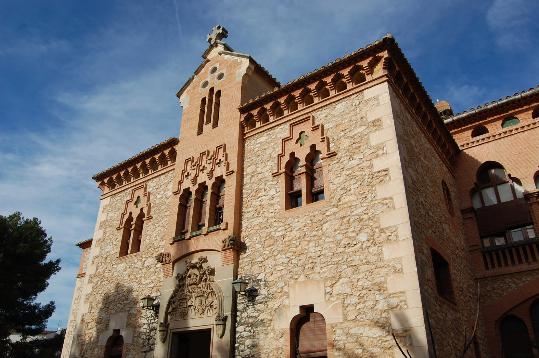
(175, 189), (193, 239)
(192, 184), (208, 232)
(306, 146), (324, 203)
(209, 178), (225, 228)
(290, 306), (328, 358)
(533, 107), (539, 120)
(285, 155), (302, 209)
(471, 125), (488, 138)
(499, 315), (533, 357)
(471, 162), (524, 209)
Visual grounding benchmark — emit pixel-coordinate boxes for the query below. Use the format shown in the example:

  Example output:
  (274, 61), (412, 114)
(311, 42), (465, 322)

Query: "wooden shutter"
(297, 312), (327, 357)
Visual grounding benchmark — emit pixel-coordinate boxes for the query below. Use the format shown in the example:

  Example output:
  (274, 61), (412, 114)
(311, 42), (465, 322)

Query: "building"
(61, 26), (539, 358)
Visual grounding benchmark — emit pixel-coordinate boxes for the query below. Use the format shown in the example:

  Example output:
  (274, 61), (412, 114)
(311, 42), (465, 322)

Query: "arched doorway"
(104, 329), (124, 358)
(500, 315), (533, 358)
(291, 306), (327, 358)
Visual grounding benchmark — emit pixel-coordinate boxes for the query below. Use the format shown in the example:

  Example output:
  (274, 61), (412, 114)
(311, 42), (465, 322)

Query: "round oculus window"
(217, 72), (225, 80)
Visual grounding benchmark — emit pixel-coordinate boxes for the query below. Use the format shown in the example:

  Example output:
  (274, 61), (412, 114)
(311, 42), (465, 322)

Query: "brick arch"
(483, 277), (539, 358)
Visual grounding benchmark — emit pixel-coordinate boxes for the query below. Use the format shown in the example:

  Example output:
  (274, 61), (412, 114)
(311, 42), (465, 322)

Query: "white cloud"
(486, 0), (538, 50)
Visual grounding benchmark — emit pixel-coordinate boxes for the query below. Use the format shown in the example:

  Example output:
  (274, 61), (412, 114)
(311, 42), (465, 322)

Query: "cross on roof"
(207, 25), (228, 45)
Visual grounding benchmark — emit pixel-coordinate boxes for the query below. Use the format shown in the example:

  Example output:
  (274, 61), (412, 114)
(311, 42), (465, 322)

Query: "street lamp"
(232, 278), (258, 302)
(141, 295), (160, 314)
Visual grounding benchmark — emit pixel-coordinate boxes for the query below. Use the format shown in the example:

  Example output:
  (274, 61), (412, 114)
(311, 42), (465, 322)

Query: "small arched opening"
(290, 306), (328, 358)
(499, 315), (533, 358)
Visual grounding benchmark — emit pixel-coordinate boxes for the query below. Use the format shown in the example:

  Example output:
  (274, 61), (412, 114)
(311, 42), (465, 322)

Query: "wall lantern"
(141, 295), (160, 314)
(232, 278), (258, 302)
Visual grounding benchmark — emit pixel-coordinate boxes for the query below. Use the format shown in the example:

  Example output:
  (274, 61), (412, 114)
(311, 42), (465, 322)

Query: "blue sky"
(0, 0), (537, 330)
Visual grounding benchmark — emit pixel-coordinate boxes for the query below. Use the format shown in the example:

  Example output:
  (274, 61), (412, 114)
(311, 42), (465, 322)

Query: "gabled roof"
(445, 85), (539, 129)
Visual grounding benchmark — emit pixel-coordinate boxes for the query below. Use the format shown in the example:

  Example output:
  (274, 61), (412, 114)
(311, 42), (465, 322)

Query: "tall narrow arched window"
(290, 306), (327, 358)
(535, 172), (539, 189)
(209, 179), (225, 228)
(471, 125), (489, 138)
(212, 90), (221, 128)
(501, 116), (520, 128)
(471, 162), (523, 209)
(104, 329), (124, 358)
(198, 97), (206, 135)
(205, 87), (214, 124)
(500, 315), (533, 358)
(442, 180), (454, 216)
(119, 212), (133, 257)
(286, 155), (302, 209)
(175, 189), (192, 239)
(192, 184), (208, 232)
(129, 209), (144, 254)
(307, 147), (324, 203)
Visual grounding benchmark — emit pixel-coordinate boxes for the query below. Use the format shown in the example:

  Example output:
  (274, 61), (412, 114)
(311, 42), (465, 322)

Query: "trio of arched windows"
(500, 300), (539, 358)
(175, 178), (225, 238)
(198, 88), (221, 135)
(285, 146), (325, 210)
(471, 163), (524, 209)
(119, 205), (146, 257)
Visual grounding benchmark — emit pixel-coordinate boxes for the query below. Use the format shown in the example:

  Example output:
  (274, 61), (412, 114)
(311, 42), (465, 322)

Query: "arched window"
(501, 116), (520, 128)
(271, 101), (284, 119)
(192, 184), (208, 231)
(129, 209), (144, 254)
(198, 97), (206, 135)
(315, 81), (330, 100)
(300, 88), (314, 106)
(500, 315), (533, 358)
(257, 107), (269, 124)
(286, 155), (302, 209)
(290, 306), (327, 358)
(307, 147), (324, 203)
(205, 87), (214, 125)
(244, 113), (256, 131)
(209, 179), (225, 228)
(442, 180), (454, 216)
(535, 172), (539, 189)
(175, 189), (192, 239)
(349, 65), (366, 86)
(331, 73), (347, 93)
(533, 108), (539, 120)
(285, 95), (298, 113)
(471, 125), (489, 138)
(119, 212), (133, 257)
(471, 162), (524, 209)
(104, 329), (124, 358)
(212, 90), (221, 128)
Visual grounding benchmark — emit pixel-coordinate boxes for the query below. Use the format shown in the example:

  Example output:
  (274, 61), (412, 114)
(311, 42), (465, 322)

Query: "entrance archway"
(500, 315), (533, 358)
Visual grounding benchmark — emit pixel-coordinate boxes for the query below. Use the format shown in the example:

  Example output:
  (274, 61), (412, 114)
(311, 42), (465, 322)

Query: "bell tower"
(154, 26), (278, 357)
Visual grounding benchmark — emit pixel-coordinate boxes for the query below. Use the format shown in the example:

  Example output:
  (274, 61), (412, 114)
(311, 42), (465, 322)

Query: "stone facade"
(62, 28), (539, 358)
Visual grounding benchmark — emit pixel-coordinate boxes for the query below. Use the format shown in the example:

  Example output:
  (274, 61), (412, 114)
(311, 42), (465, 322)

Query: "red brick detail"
(221, 249), (236, 266)
(482, 276), (539, 358)
(162, 263), (173, 278)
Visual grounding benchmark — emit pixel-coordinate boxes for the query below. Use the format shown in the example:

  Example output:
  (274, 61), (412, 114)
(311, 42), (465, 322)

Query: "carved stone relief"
(160, 256), (227, 342)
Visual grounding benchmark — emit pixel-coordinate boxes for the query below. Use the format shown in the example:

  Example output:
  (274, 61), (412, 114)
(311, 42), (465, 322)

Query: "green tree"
(0, 212), (61, 351)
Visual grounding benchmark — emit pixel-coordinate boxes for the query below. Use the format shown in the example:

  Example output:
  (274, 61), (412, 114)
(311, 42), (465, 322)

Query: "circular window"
(217, 72), (225, 80)
(201, 80), (209, 89)
(210, 66), (218, 74)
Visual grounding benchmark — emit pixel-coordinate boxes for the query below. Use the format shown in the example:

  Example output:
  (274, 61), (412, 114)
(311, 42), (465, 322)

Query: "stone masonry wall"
(66, 170), (174, 358)
(389, 86), (479, 357)
(237, 83), (428, 357)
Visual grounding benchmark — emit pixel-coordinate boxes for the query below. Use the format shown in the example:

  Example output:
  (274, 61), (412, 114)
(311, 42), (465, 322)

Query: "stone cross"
(207, 25), (228, 45)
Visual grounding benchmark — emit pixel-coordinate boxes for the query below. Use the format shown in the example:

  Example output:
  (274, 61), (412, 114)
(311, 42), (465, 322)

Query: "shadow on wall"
(74, 283), (142, 358)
